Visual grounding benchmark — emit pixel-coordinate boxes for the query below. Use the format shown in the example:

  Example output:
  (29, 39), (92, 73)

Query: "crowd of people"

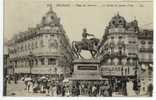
(22, 76), (112, 96)
(71, 80), (111, 96)
(7, 74), (68, 96)
(6, 74), (151, 96)
(6, 74), (113, 96)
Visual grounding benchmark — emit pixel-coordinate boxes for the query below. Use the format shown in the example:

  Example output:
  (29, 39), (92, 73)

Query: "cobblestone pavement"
(6, 80), (47, 96)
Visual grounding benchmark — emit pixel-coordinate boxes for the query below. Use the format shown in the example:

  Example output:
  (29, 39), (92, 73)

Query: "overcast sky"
(4, 0), (153, 42)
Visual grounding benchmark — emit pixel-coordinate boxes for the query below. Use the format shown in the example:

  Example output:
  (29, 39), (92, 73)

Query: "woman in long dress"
(29, 81), (34, 93)
(52, 85), (57, 96)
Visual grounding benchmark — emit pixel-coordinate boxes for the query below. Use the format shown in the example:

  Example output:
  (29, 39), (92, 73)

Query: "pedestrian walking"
(27, 81), (31, 92)
(92, 85), (97, 96)
(29, 81), (34, 93)
(62, 85), (65, 96)
(52, 85), (57, 96)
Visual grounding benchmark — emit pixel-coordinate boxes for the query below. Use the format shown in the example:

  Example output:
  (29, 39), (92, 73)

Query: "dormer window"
(119, 20), (122, 24)
(112, 21), (115, 25)
(148, 41), (153, 44)
(51, 16), (54, 19)
(119, 36), (122, 39)
(111, 36), (114, 39)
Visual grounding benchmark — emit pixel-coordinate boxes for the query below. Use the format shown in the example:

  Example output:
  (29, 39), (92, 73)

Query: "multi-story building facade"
(138, 29), (153, 95)
(97, 13), (153, 94)
(98, 13), (139, 77)
(7, 6), (73, 78)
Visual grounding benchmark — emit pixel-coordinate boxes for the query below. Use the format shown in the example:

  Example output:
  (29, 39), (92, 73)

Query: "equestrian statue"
(72, 28), (100, 59)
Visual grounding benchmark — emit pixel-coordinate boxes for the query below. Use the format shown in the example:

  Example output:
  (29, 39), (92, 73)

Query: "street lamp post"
(109, 68), (112, 96)
(28, 52), (34, 77)
(121, 64), (124, 95)
(54, 67), (57, 81)
(134, 54), (140, 96)
(3, 54), (9, 96)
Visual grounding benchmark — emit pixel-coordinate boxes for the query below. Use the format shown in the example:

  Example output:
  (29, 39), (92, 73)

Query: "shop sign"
(100, 65), (123, 76)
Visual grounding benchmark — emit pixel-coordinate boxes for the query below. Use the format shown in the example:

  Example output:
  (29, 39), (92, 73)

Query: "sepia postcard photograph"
(3, 0), (154, 97)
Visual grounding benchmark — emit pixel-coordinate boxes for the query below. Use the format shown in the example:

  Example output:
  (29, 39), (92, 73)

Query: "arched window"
(118, 36), (122, 39)
(148, 41), (153, 44)
(25, 44), (27, 50)
(40, 40), (44, 47)
(119, 47), (122, 55)
(51, 16), (54, 20)
(32, 42), (34, 49)
(48, 58), (56, 65)
(35, 41), (38, 48)
(111, 36), (114, 39)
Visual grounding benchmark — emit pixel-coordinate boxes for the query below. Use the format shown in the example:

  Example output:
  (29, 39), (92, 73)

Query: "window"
(35, 59), (38, 65)
(132, 41), (136, 44)
(40, 40), (44, 47)
(17, 47), (20, 52)
(28, 43), (31, 49)
(112, 21), (115, 24)
(25, 44), (27, 50)
(119, 36), (122, 39)
(40, 58), (45, 65)
(51, 16), (54, 20)
(129, 41), (136, 44)
(111, 36), (114, 39)
(21, 45), (23, 51)
(51, 34), (54, 37)
(128, 67), (130, 74)
(119, 20), (122, 24)
(32, 42), (34, 49)
(48, 58), (56, 65)
(119, 50), (122, 55)
(148, 41), (153, 44)
(35, 41), (38, 48)
(125, 69), (127, 75)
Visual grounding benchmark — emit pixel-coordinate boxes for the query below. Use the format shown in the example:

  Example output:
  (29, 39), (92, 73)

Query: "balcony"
(139, 48), (153, 53)
(108, 28), (125, 34)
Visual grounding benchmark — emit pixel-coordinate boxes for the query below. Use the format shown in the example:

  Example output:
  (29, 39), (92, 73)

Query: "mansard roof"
(108, 13), (127, 28)
(10, 4), (63, 43)
(106, 12), (139, 33)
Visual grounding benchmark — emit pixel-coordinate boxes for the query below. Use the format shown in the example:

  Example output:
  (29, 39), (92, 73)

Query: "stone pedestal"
(70, 59), (102, 80)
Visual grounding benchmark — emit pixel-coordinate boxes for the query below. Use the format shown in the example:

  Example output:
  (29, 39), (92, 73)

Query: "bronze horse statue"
(72, 38), (100, 59)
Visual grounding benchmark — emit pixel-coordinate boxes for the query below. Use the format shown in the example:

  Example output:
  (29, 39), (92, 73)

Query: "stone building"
(138, 29), (153, 95)
(97, 13), (153, 94)
(7, 6), (73, 78)
(4, 44), (13, 75)
(98, 13), (139, 78)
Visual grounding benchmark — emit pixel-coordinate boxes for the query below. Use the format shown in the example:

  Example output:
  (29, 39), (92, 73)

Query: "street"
(6, 80), (46, 96)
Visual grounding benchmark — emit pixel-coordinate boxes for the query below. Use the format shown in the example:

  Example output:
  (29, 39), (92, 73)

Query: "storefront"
(100, 65), (135, 95)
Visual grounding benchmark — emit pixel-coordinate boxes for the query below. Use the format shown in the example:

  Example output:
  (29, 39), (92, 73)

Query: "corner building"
(98, 13), (139, 77)
(7, 7), (73, 78)
(97, 13), (153, 93)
